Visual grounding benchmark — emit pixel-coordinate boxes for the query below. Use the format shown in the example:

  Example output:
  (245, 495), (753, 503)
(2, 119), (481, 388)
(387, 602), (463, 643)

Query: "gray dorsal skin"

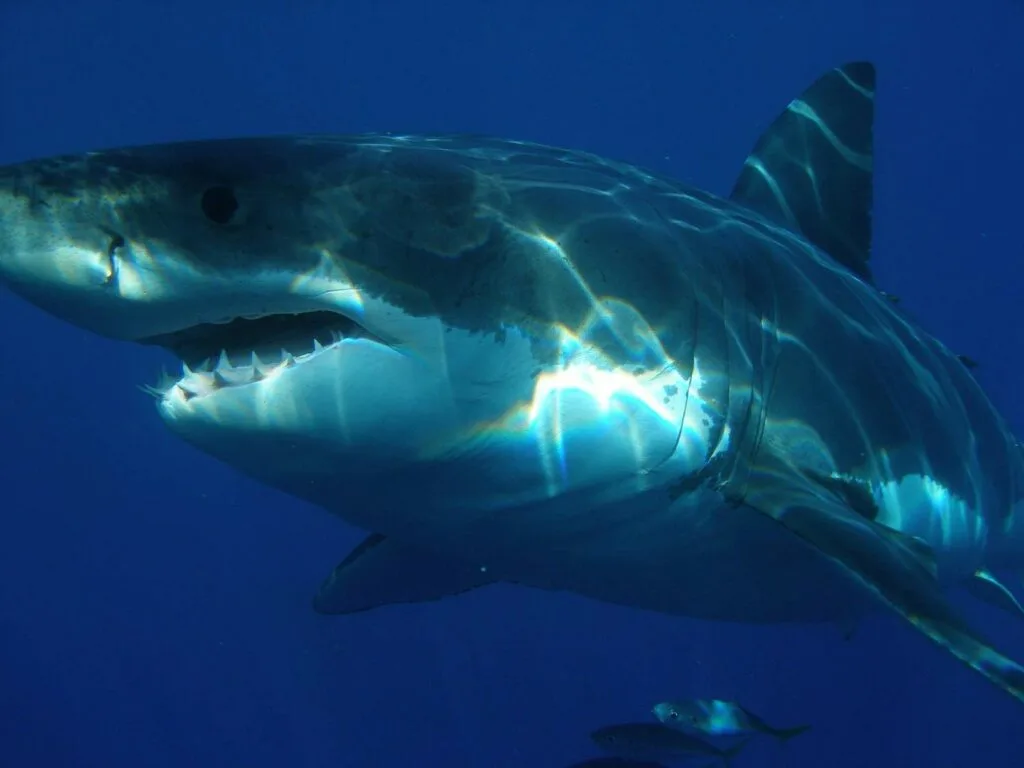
(729, 61), (875, 283)
(223, 64), (1024, 701)
(313, 64), (880, 619)
(306, 62), (980, 637)
(3, 62), (1024, 714)
(312, 533), (496, 614)
(965, 569), (1024, 620)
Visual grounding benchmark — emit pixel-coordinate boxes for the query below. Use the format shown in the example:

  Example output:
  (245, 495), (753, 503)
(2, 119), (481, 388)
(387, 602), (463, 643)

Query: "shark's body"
(3, 62), (1024, 704)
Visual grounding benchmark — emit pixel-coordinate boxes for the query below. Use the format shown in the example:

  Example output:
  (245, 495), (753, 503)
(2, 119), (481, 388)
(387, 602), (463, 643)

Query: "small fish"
(590, 722), (746, 765)
(652, 699), (810, 743)
(566, 759), (668, 768)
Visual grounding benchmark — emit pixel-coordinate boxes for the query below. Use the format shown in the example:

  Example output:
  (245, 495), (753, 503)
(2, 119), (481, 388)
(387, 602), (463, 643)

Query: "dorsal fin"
(730, 62), (876, 283)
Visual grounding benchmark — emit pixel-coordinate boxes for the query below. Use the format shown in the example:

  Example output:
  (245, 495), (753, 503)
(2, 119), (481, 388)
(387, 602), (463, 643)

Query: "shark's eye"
(668, 711), (679, 720)
(200, 185), (239, 224)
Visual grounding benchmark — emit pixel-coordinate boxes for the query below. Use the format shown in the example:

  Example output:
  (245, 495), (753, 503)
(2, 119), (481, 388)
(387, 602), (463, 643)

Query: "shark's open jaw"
(141, 310), (378, 401)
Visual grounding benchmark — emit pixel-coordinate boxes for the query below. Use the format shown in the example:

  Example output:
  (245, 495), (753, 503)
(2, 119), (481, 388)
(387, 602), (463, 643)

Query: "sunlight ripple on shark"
(3, 62), (1024, 707)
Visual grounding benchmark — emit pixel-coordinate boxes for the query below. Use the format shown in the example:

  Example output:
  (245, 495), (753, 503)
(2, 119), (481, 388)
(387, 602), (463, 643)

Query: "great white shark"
(2, 61), (1024, 706)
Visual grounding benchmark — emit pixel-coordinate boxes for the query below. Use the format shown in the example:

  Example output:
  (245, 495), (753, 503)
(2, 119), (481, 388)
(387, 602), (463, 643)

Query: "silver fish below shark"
(652, 699), (810, 743)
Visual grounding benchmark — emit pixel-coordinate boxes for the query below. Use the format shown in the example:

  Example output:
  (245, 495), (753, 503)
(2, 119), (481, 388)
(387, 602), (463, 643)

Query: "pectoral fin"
(313, 534), (497, 615)
(966, 569), (1024, 620)
(737, 462), (1024, 705)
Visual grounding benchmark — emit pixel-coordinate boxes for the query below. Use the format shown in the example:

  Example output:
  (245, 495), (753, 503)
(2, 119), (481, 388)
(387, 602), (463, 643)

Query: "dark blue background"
(1, 1), (1022, 766)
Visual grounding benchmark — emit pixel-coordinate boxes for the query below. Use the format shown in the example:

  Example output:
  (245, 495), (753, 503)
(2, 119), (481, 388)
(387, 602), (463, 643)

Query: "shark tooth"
(182, 361), (194, 377)
(280, 349), (295, 367)
(217, 349), (231, 370)
(213, 370), (232, 388)
(249, 351), (267, 381)
(313, 338), (324, 353)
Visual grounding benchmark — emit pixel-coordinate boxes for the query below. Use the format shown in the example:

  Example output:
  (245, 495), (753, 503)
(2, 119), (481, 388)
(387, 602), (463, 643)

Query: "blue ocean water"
(0, 1), (1021, 766)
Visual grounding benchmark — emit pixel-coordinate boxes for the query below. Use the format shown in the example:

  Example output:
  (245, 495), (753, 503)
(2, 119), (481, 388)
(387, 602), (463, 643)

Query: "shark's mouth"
(141, 311), (378, 400)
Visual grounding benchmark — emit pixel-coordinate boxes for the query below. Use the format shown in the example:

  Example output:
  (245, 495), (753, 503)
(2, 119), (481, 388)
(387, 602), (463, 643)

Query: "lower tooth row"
(142, 336), (344, 400)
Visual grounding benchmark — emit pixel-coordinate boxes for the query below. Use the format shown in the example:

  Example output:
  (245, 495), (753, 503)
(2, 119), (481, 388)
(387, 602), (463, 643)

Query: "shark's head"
(0, 136), (706, 536)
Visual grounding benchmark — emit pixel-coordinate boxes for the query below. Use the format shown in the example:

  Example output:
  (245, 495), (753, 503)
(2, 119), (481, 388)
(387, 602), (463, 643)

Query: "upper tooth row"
(185, 332), (343, 375)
